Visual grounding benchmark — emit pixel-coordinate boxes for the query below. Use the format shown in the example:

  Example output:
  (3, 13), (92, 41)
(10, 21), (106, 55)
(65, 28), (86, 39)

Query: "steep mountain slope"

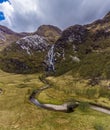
(0, 25), (29, 51)
(54, 13), (110, 78)
(54, 25), (89, 75)
(0, 34), (49, 73)
(86, 11), (110, 32)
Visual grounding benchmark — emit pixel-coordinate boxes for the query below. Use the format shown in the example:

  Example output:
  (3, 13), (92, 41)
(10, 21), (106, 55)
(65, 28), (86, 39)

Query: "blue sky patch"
(0, 12), (5, 21)
(0, 0), (8, 3)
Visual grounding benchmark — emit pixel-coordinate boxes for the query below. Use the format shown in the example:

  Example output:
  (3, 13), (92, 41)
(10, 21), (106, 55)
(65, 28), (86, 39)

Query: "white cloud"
(0, 1), (13, 26)
(0, 0), (44, 32)
(0, 0), (110, 32)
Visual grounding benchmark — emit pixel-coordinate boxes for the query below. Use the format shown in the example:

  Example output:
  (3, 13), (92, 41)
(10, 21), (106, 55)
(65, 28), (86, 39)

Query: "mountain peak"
(35, 25), (62, 44)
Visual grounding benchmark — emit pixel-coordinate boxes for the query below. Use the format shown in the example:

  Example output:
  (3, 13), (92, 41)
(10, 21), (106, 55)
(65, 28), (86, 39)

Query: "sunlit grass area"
(0, 70), (110, 130)
(39, 73), (110, 108)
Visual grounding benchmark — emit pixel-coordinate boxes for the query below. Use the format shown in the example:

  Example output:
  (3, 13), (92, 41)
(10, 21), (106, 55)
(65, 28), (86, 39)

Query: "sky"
(0, 0), (110, 32)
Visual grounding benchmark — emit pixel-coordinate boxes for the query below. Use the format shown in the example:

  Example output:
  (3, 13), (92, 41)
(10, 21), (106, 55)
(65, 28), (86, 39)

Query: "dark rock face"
(54, 25), (88, 63)
(93, 29), (110, 41)
(56, 25), (88, 45)
(54, 25), (89, 58)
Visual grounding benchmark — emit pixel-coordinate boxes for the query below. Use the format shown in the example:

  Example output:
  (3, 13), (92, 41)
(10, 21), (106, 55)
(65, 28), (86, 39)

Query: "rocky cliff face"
(16, 34), (49, 55)
(53, 25), (89, 75)
(54, 25), (88, 59)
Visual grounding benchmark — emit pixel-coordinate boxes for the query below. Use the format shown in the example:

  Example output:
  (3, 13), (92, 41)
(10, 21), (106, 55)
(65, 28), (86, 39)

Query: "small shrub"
(98, 87), (109, 98)
(86, 88), (97, 99)
(94, 124), (104, 130)
(78, 102), (90, 112)
(75, 89), (85, 96)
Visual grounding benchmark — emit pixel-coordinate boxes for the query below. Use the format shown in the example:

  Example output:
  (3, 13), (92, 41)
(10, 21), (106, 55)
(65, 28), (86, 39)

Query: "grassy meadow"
(0, 70), (110, 130)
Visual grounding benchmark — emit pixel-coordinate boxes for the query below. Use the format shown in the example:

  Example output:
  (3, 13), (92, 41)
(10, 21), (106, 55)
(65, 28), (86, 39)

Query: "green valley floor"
(0, 70), (110, 130)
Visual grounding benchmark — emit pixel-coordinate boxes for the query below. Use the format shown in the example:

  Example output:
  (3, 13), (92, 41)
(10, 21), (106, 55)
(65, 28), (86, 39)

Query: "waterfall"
(47, 44), (55, 72)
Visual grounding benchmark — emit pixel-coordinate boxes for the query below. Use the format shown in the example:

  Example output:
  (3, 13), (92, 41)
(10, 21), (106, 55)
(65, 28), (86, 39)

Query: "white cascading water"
(47, 44), (55, 72)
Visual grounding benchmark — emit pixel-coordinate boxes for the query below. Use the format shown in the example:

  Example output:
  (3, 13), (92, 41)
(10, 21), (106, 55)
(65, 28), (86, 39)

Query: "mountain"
(1, 12), (110, 78)
(53, 13), (110, 78)
(0, 25), (62, 73)
(0, 25), (29, 51)
(54, 25), (89, 75)
(35, 25), (62, 44)
(0, 34), (49, 73)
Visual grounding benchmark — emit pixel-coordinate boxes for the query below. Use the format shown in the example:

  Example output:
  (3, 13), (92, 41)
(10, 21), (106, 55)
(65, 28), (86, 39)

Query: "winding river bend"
(29, 84), (79, 113)
(29, 76), (110, 114)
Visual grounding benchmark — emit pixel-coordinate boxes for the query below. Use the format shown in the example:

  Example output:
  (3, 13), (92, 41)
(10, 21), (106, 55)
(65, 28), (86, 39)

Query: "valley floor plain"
(0, 70), (110, 130)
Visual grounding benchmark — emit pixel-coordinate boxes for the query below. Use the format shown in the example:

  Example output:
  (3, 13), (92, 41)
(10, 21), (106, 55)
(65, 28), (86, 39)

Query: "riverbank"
(30, 86), (110, 114)
(29, 84), (79, 113)
(29, 75), (110, 115)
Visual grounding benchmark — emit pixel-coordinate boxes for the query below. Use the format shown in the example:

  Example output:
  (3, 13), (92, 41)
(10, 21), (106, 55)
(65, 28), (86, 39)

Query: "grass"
(38, 72), (110, 113)
(0, 70), (110, 130)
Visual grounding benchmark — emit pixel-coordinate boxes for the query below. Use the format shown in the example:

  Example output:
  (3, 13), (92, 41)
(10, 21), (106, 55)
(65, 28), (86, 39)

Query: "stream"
(29, 76), (110, 114)
(29, 44), (110, 114)
(29, 83), (79, 113)
(90, 105), (110, 115)
(29, 88), (110, 114)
